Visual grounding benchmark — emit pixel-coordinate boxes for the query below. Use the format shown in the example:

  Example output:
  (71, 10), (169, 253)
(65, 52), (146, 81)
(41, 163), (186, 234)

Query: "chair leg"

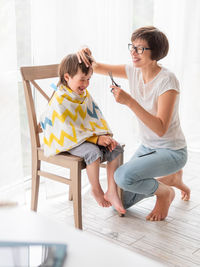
(68, 185), (73, 201)
(31, 157), (40, 211)
(71, 162), (82, 230)
(117, 186), (124, 217)
(117, 186), (123, 200)
(118, 151), (124, 217)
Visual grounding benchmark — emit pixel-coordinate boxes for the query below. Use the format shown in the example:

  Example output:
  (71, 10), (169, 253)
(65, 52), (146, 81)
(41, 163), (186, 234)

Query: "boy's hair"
(58, 53), (93, 87)
(131, 26), (169, 61)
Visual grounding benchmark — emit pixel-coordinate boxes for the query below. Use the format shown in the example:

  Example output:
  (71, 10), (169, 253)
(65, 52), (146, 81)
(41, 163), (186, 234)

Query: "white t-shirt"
(125, 64), (186, 150)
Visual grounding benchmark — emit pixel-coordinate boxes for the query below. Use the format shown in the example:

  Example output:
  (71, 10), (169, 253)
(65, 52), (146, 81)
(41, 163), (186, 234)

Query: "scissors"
(108, 71), (120, 93)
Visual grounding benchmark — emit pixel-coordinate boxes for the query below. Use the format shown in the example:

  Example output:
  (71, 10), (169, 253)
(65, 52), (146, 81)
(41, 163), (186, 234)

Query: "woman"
(77, 26), (190, 221)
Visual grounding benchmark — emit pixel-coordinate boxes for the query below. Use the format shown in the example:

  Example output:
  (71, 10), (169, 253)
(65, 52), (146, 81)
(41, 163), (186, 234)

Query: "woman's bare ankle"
(146, 183), (175, 221)
(154, 182), (172, 197)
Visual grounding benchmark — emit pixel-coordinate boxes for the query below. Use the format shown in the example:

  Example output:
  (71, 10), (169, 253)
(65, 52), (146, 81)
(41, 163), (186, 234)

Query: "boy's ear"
(64, 73), (70, 82)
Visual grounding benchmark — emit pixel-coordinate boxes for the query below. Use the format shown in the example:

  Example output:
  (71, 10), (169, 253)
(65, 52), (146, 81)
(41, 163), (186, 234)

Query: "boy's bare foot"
(146, 184), (175, 221)
(157, 170), (190, 201)
(91, 188), (111, 207)
(104, 190), (126, 214)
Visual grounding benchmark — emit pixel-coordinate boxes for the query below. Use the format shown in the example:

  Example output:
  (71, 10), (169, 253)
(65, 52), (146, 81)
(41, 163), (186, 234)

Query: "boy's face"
(64, 68), (93, 95)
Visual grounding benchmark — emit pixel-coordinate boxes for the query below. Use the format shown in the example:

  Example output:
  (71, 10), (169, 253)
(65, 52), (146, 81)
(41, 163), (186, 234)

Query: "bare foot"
(146, 185), (175, 221)
(91, 188), (111, 207)
(104, 190), (126, 214)
(157, 170), (190, 201)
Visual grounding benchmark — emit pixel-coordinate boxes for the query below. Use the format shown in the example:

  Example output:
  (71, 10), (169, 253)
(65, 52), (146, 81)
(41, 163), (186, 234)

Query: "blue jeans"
(114, 145), (187, 209)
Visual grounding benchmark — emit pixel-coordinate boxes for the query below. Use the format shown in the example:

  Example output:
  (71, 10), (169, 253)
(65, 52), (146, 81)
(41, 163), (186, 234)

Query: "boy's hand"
(97, 136), (118, 152)
(77, 47), (95, 67)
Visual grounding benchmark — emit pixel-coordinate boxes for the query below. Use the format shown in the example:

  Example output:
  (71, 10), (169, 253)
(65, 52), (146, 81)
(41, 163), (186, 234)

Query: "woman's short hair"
(131, 26), (169, 61)
(58, 53), (93, 87)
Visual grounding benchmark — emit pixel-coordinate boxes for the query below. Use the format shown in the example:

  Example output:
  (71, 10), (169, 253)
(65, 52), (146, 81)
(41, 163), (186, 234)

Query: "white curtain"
(154, 0), (200, 152)
(31, 0), (138, 160)
(1, 0), (200, 195)
(0, 0), (23, 192)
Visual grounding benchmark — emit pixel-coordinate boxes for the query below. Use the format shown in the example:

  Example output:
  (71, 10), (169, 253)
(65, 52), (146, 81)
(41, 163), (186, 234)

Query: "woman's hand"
(110, 85), (132, 106)
(77, 48), (127, 78)
(97, 135), (118, 152)
(111, 84), (178, 137)
(76, 47), (95, 67)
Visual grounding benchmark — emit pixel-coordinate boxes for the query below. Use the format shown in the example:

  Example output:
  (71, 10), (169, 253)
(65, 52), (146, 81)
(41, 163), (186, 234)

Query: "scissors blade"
(108, 71), (120, 87)
(108, 71), (114, 85)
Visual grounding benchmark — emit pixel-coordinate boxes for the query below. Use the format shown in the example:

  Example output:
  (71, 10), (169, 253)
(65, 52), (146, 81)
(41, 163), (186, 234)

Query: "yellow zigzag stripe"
(80, 124), (87, 132)
(55, 93), (80, 104)
(52, 105), (87, 125)
(90, 119), (109, 131)
(55, 90), (89, 104)
(61, 85), (88, 99)
(48, 97), (54, 106)
(80, 119), (109, 132)
(44, 122), (77, 147)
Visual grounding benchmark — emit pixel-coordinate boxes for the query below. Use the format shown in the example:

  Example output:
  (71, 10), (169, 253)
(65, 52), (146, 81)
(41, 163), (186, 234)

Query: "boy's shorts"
(68, 141), (123, 165)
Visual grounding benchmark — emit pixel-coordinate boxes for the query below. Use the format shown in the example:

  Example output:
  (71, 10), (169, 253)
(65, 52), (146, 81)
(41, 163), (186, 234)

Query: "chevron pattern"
(89, 119), (109, 131)
(40, 85), (112, 156)
(40, 117), (53, 130)
(50, 83), (58, 91)
(87, 101), (102, 119)
(55, 89), (89, 105)
(51, 104), (87, 125)
(80, 119), (109, 132)
(44, 122), (77, 147)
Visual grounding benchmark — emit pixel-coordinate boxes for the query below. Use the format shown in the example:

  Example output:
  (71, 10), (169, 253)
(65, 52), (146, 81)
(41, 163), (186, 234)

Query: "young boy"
(40, 53), (125, 214)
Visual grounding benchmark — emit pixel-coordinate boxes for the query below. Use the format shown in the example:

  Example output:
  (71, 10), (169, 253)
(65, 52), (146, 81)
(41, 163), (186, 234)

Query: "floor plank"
(19, 151), (200, 266)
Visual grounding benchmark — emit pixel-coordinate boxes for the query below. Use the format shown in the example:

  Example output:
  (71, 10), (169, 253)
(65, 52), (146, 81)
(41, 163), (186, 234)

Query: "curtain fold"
(1, 0), (200, 192)
(0, 0), (23, 190)
(154, 0), (200, 152)
(31, 0), (138, 159)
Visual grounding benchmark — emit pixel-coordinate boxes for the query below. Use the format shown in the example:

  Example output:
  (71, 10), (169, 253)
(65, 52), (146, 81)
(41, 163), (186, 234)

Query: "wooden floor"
(23, 150), (200, 266)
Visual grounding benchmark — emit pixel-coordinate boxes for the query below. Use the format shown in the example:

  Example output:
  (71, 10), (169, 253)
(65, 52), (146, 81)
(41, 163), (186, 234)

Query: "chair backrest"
(20, 64), (59, 152)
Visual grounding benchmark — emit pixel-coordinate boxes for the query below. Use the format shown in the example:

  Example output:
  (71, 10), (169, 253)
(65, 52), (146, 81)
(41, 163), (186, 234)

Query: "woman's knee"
(114, 165), (134, 190)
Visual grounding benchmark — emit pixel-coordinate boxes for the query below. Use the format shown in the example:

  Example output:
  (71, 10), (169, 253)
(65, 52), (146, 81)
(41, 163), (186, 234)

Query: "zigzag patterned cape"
(40, 85), (112, 157)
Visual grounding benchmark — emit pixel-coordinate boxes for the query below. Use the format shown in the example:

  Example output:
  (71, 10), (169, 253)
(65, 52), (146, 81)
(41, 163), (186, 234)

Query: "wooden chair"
(20, 64), (124, 230)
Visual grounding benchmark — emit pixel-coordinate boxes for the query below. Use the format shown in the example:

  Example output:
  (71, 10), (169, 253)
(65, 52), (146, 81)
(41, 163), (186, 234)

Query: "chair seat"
(37, 147), (86, 169)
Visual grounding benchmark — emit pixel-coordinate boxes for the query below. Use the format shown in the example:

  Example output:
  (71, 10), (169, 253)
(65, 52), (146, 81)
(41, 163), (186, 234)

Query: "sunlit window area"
(0, 1), (200, 266)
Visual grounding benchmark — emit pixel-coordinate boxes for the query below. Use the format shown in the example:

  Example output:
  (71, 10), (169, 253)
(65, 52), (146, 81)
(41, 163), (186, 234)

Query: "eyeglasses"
(128, 44), (151, 54)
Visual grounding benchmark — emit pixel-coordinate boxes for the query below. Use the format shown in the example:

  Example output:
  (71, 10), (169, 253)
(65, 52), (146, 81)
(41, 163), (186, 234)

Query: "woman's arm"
(77, 48), (127, 79)
(111, 86), (178, 137)
(92, 62), (127, 78)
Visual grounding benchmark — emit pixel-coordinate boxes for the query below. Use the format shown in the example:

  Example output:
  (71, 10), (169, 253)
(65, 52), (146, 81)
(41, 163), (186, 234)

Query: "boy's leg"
(104, 155), (126, 214)
(68, 142), (111, 207)
(86, 158), (111, 207)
